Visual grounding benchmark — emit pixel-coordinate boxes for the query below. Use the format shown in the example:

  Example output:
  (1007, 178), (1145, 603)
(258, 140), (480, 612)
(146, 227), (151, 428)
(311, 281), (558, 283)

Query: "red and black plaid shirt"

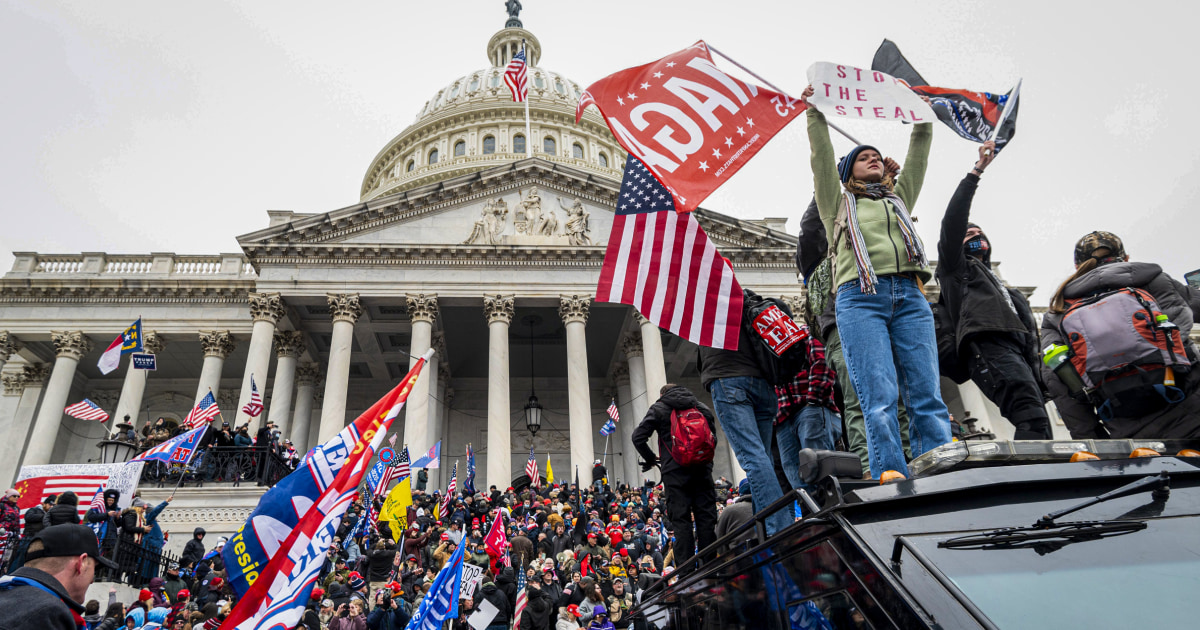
(775, 331), (839, 424)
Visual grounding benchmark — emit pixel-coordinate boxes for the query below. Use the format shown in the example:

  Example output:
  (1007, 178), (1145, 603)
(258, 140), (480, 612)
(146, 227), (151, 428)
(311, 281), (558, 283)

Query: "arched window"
(598, 152), (609, 168)
(406, 160), (415, 172)
(483, 136), (496, 155)
(449, 83), (460, 98)
(572, 143), (584, 159)
(555, 80), (566, 95)
(469, 76), (480, 91)
(454, 140), (466, 157)
(513, 134), (526, 154)
(543, 136), (556, 155)
(489, 74), (501, 88)
(534, 74), (545, 89)
(429, 149), (439, 165)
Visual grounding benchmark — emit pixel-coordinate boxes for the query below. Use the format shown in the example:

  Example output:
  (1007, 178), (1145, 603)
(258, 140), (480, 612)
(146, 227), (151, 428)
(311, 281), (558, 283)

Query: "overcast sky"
(3, 0), (1197, 304)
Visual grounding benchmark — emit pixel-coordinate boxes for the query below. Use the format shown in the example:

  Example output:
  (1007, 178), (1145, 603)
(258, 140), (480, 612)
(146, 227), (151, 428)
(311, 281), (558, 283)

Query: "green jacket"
(807, 109), (933, 289)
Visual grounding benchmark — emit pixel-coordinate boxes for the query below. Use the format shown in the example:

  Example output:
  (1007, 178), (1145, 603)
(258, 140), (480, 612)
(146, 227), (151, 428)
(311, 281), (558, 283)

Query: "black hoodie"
(181, 527), (206, 567)
(476, 582), (512, 625)
(631, 385), (718, 475)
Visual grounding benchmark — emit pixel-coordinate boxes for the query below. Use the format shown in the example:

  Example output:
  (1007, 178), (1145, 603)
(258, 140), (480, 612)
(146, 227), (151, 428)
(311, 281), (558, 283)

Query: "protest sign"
(468, 599), (499, 630)
(460, 563), (485, 600)
(806, 62), (934, 124)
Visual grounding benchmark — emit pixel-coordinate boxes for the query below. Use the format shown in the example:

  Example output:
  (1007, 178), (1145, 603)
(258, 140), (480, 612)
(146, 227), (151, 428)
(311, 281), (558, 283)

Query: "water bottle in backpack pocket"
(1056, 287), (1190, 420)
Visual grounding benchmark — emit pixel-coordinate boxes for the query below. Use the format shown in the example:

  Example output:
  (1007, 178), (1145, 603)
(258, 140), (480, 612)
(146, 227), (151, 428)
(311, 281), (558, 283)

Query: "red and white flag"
(15, 474), (111, 521)
(484, 510), (507, 558)
(183, 392), (220, 429)
(505, 45), (529, 102)
(64, 398), (110, 422)
(241, 374), (264, 418)
(577, 41), (804, 213)
(596, 155), (744, 350)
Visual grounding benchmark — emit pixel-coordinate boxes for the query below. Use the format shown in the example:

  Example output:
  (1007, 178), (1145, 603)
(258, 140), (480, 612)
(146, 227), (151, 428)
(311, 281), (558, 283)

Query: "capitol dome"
(360, 24), (626, 201)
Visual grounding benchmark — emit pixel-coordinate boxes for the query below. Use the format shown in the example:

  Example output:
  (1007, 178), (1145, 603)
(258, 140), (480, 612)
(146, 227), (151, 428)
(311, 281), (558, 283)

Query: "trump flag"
(577, 41), (804, 213)
(221, 349), (434, 629)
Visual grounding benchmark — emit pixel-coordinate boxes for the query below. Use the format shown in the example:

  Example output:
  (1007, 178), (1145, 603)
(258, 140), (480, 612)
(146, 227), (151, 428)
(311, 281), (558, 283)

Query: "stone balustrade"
(7, 252), (256, 279)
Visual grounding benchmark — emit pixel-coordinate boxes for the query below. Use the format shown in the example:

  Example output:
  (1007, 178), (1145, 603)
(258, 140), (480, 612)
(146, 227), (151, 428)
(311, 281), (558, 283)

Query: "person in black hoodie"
(935, 141), (1050, 440)
(85, 489), (122, 559)
(180, 528), (206, 568)
(44, 491), (81, 527)
(519, 579), (554, 630)
(474, 578), (512, 630)
(631, 384), (718, 566)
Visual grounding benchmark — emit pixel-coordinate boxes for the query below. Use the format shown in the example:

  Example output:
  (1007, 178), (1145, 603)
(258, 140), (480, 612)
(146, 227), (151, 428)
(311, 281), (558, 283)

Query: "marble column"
(2, 365), (50, 486)
(402, 294), (439, 474)
(622, 333), (656, 484)
(26, 332), (92, 466)
(0, 332), (19, 377)
(290, 362), (321, 451)
(268, 330), (304, 439)
(196, 331), (236, 405)
(635, 313), (668, 402)
(236, 292), (285, 430)
(613, 364), (640, 486)
(113, 331), (165, 434)
(318, 293), (363, 443)
(484, 295), (514, 489)
(560, 295), (595, 481)
(307, 389), (325, 450)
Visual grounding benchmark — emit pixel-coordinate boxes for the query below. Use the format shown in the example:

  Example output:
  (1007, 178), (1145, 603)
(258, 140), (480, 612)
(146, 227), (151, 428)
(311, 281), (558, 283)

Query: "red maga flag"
(577, 41), (804, 213)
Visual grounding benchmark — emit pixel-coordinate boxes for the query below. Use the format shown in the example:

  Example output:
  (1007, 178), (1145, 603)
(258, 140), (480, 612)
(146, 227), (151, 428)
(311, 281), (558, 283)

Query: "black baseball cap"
(28, 524), (118, 569)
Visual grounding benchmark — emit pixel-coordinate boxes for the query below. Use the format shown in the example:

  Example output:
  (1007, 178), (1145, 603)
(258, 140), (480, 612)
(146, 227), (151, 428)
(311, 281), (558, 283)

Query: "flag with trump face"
(577, 41), (805, 214)
(221, 350), (434, 630)
(596, 155), (744, 350)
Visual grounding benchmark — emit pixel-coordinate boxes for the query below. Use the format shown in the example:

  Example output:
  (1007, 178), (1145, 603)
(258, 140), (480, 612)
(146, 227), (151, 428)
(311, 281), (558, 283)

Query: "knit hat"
(738, 478), (751, 496)
(349, 574), (367, 591)
(836, 145), (881, 183)
(1073, 231), (1125, 265)
(3, 489), (18, 500)
(139, 588), (153, 602)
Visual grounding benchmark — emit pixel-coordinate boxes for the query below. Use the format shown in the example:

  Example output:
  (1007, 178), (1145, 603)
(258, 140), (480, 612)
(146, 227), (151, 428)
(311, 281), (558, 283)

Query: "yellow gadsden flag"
(545, 453), (554, 485)
(380, 475), (412, 534)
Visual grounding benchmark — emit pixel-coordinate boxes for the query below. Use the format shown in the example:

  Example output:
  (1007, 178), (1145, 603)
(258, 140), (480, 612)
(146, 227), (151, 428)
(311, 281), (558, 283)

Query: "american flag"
(388, 432), (398, 448)
(607, 399), (620, 423)
(440, 462), (457, 517)
(184, 391), (221, 428)
(64, 398), (109, 422)
(87, 484), (107, 512)
(375, 448), (408, 500)
(525, 446), (539, 489)
(596, 155), (744, 351)
(512, 568), (528, 630)
(504, 45), (529, 102)
(241, 374), (264, 417)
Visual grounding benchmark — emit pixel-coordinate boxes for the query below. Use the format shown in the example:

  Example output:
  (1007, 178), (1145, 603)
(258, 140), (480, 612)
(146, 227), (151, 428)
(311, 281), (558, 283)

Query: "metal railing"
(94, 537), (181, 589)
(138, 446), (295, 488)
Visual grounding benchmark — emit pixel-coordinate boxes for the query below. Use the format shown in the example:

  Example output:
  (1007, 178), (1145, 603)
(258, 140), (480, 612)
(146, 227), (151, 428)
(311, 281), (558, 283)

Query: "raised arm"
(937, 141), (997, 275)
(893, 121), (934, 210)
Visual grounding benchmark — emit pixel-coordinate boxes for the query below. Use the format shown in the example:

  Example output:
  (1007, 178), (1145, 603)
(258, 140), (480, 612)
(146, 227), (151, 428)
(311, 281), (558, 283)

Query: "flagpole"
(602, 434), (610, 479)
(707, 43), (861, 146)
(984, 78), (1022, 155)
(523, 40), (531, 158)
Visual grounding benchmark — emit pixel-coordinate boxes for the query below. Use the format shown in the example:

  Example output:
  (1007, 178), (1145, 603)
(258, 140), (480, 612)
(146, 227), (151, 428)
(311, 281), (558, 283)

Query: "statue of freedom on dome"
(505, 0), (523, 28)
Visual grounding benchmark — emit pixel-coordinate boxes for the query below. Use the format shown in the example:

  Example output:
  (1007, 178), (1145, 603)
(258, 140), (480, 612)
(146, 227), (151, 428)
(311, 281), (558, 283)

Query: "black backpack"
(742, 289), (809, 385)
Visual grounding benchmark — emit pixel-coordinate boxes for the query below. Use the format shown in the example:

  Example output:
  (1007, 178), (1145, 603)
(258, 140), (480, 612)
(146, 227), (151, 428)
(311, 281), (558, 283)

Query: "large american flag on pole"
(504, 45), (529, 102)
(439, 462), (457, 518)
(512, 567), (528, 630)
(597, 155), (744, 350)
(525, 446), (539, 489)
(241, 374), (264, 418)
(184, 391), (220, 428)
(64, 398), (109, 422)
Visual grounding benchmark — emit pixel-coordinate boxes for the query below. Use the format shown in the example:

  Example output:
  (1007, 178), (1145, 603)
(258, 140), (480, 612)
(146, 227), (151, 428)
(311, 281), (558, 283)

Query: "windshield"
(910, 518), (1200, 629)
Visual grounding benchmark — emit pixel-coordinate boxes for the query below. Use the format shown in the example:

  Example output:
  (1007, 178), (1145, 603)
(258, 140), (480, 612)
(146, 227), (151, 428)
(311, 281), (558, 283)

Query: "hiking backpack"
(1057, 287), (1190, 419)
(669, 408), (716, 467)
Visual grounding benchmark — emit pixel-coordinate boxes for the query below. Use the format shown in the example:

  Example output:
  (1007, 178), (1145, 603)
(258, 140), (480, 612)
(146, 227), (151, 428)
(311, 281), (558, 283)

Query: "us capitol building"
(0, 9), (1068, 535)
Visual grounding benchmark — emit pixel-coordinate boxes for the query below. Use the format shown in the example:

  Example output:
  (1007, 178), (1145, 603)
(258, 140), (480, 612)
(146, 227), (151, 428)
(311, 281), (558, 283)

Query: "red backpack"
(669, 408), (716, 467)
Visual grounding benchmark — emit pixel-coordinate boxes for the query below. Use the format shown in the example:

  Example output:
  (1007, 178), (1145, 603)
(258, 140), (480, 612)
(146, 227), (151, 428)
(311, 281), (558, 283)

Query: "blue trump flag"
(406, 537), (465, 630)
(130, 425), (207, 465)
(365, 459), (387, 495)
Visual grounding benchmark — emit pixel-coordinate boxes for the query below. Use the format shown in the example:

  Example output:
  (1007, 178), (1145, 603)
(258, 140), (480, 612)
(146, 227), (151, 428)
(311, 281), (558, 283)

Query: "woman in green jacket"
(801, 85), (952, 480)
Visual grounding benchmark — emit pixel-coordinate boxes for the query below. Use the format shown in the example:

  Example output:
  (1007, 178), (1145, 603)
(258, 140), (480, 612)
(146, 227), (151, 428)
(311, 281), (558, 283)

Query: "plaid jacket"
(774, 332), (839, 424)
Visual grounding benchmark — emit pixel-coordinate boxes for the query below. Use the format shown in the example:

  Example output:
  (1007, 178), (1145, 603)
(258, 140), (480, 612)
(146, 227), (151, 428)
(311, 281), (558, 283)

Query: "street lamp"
(523, 315), (542, 438)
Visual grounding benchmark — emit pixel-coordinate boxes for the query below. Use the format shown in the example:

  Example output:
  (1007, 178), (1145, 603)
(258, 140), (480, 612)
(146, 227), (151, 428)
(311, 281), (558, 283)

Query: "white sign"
(806, 62), (935, 124)
(17, 462), (145, 511)
(460, 563), (485, 600)
(468, 599), (499, 630)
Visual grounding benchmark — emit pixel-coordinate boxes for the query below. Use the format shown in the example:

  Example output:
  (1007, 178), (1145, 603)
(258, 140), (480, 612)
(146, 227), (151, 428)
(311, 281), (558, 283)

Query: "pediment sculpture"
(463, 197), (509, 245)
(560, 196), (591, 246)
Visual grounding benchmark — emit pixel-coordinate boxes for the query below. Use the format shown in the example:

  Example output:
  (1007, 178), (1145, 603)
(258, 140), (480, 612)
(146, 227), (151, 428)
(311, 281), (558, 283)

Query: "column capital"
(0, 332), (20, 359)
(296, 362), (322, 386)
(274, 330), (306, 359)
(621, 332), (643, 358)
(50, 331), (92, 361)
(406, 293), (439, 324)
(2, 374), (23, 396)
(613, 363), (630, 384)
(218, 389), (239, 410)
(327, 293), (364, 324)
(143, 331), (167, 355)
(21, 363), (51, 387)
(88, 390), (121, 409)
(249, 292), (286, 324)
(199, 331), (237, 359)
(483, 294), (514, 324)
(559, 294), (591, 325)
(780, 295), (805, 321)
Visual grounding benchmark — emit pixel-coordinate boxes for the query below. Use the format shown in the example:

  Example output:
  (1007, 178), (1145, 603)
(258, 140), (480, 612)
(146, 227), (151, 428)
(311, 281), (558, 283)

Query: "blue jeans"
(709, 376), (792, 535)
(835, 275), (952, 478)
(777, 405), (843, 490)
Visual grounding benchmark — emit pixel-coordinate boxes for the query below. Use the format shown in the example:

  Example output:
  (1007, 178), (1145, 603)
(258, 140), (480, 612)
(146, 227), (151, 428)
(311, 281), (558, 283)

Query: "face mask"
(964, 234), (990, 259)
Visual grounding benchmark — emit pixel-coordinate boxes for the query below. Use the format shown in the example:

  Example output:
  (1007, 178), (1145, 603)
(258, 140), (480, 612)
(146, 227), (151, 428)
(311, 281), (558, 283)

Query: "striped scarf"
(840, 183), (926, 294)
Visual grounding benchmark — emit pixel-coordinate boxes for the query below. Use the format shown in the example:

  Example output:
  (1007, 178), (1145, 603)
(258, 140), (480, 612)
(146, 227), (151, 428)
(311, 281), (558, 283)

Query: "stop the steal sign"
(806, 62), (935, 123)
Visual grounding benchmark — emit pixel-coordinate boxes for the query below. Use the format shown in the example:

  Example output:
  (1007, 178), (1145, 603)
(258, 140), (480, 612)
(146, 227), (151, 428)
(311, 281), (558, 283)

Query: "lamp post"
(523, 315), (542, 439)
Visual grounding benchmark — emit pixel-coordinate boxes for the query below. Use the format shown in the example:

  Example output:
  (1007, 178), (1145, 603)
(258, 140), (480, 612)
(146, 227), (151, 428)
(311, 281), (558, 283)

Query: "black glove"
(640, 460), (657, 473)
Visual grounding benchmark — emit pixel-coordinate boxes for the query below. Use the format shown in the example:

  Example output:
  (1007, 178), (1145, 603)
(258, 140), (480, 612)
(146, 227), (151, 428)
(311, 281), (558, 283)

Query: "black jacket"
(519, 586), (554, 630)
(367, 545), (397, 582)
(631, 385), (718, 476)
(0, 567), (84, 630)
(936, 174), (1040, 376)
(475, 582), (512, 625)
(697, 323), (763, 390)
(21, 506), (46, 538)
(44, 502), (81, 527)
(180, 528), (206, 568)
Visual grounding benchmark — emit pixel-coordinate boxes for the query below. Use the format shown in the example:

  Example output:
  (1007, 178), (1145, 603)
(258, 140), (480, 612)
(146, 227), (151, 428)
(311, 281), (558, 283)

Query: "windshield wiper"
(937, 472), (1169, 554)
